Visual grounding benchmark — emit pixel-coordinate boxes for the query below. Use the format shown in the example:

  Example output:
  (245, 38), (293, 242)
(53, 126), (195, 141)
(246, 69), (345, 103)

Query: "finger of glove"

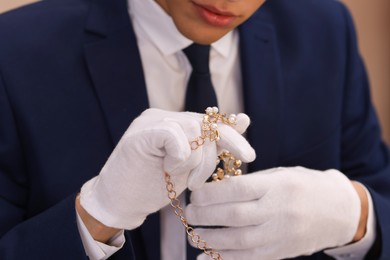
(164, 117), (207, 175)
(187, 141), (218, 191)
(194, 225), (270, 250)
(190, 168), (279, 206)
(159, 112), (207, 175)
(138, 108), (201, 121)
(132, 108), (203, 141)
(121, 120), (192, 161)
(143, 121), (193, 174)
(163, 114), (202, 139)
(231, 113), (250, 134)
(186, 200), (269, 227)
(217, 124), (256, 163)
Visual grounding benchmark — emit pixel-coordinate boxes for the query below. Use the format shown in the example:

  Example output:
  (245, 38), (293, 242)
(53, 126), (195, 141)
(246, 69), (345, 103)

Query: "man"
(0, 0), (389, 259)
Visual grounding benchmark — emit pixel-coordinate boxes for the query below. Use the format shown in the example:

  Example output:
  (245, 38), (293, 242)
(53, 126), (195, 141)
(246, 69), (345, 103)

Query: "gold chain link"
(164, 107), (238, 259)
(164, 172), (223, 260)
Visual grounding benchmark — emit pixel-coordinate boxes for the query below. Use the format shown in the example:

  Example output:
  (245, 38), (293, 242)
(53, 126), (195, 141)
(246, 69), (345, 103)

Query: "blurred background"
(1, 0), (389, 144)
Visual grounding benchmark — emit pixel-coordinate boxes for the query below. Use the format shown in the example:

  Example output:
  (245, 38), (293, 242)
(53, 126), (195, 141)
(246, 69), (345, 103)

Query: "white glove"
(187, 166), (361, 260)
(80, 108), (256, 230)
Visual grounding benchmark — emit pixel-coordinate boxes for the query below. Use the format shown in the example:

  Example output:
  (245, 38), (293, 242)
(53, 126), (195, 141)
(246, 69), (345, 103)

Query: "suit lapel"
(239, 7), (283, 171)
(83, 1), (160, 259)
(83, 0), (149, 145)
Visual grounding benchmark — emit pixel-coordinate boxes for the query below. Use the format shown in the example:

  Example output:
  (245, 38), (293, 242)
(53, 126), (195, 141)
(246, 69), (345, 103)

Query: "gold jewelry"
(165, 107), (242, 260)
(190, 106), (237, 150)
(165, 173), (222, 260)
(212, 151), (242, 181)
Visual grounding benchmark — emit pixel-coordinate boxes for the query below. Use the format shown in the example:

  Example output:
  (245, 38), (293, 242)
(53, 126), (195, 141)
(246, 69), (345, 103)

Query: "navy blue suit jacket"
(0, 0), (389, 259)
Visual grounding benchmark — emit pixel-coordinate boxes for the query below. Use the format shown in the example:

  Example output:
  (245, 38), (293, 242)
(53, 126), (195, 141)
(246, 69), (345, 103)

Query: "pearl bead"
(228, 114), (237, 124)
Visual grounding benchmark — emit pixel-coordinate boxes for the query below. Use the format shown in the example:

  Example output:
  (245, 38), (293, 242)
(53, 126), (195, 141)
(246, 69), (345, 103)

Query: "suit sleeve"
(337, 3), (390, 258)
(0, 72), (89, 259)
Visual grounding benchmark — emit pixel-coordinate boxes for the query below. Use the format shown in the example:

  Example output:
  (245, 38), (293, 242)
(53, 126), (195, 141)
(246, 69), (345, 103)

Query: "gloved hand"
(187, 166), (361, 260)
(80, 108), (256, 230)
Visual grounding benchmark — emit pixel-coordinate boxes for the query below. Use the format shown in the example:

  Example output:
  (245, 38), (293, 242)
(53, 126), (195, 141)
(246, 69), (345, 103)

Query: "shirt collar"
(128, 0), (234, 57)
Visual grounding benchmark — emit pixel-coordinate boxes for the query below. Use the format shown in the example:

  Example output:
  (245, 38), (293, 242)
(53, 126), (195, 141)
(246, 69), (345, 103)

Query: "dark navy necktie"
(183, 43), (218, 259)
(184, 43), (218, 113)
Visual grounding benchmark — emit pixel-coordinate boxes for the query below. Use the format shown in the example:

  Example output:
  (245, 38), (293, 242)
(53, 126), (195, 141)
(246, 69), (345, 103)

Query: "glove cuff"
(324, 169), (362, 246)
(80, 176), (146, 230)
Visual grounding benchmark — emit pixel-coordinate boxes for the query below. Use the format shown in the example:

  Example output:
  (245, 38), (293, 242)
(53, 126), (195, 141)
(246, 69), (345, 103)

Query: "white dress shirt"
(76, 0), (376, 259)
(128, 0), (243, 115)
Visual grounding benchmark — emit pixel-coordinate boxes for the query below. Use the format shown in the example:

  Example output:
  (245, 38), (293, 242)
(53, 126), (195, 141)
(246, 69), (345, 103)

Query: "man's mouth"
(192, 2), (238, 27)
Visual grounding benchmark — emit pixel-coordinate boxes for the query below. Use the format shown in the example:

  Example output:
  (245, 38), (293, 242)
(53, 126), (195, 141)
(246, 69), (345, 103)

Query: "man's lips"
(199, 3), (236, 17)
(192, 2), (238, 27)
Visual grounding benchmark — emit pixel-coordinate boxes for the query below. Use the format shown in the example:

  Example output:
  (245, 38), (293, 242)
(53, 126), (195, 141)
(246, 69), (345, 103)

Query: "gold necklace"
(165, 107), (242, 260)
